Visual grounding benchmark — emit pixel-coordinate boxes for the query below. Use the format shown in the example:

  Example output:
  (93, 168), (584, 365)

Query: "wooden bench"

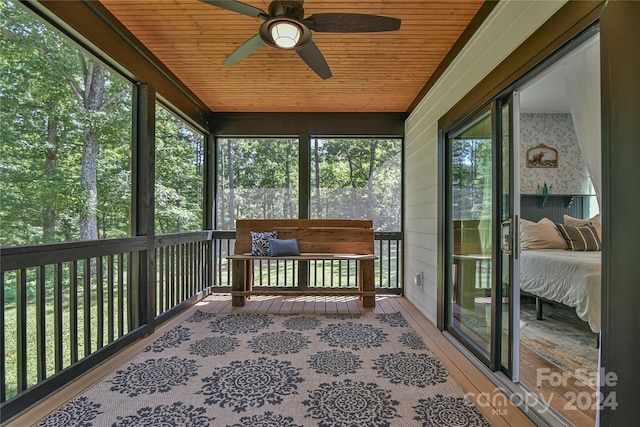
(228, 219), (377, 308)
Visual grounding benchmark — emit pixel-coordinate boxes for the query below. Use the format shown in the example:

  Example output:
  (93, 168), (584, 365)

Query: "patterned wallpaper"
(520, 113), (592, 195)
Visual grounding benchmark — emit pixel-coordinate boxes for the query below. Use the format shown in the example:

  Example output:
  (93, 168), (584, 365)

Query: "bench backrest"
(234, 219), (374, 255)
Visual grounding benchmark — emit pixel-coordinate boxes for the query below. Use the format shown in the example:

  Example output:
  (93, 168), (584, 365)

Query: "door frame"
(441, 104), (496, 369)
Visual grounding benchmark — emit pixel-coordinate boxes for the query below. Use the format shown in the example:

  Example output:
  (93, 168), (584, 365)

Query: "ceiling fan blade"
(303, 13), (401, 33)
(222, 34), (266, 66)
(198, 0), (270, 20)
(296, 40), (332, 80)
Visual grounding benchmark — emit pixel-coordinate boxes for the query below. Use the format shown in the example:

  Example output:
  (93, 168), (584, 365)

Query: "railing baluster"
(1, 271), (6, 403)
(186, 243), (191, 298)
(226, 239), (231, 286)
(174, 245), (182, 305)
(70, 261), (78, 364)
(117, 253), (124, 338)
(395, 239), (401, 288)
(387, 239), (392, 288)
(202, 241), (206, 291)
(157, 248), (164, 316)
(97, 256), (104, 350)
(83, 259), (91, 358)
(194, 242), (198, 293)
(16, 269), (27, 393)
(181, 244), (186, 302)
(377, 239), (382, 288)
(127, 252), (134, 331)
(107, 255), (115, 343)
(174, 246), (178, 304)
(184, 244), (188, 301)
(165, 246), (170, 310)
(354, 261), (358, 288)
(323, 260), (327, 287)
(169, 246), (175, 307)
(214, 239), (220, 286)
(36, 266), (46, 382)
(192, 242), (196, 294)
(54, 263), (63, 372)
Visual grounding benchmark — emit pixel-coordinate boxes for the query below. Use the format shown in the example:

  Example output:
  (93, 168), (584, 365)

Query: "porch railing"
(0, 231), (211, 422)
(1, 229), (401, 422)
(212, 231), (403, 293)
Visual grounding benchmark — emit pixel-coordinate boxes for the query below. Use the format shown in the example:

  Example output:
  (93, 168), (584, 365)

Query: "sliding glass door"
(444, 99), (517, 373)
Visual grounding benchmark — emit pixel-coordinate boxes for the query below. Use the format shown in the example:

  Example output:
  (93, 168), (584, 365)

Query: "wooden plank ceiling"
(99, 0), (486, 113)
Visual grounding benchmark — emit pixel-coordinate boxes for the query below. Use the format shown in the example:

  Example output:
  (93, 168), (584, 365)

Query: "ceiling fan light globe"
(271, 21), (300, 49)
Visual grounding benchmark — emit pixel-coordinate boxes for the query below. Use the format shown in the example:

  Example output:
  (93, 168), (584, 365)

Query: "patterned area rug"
(36, 310), (492, 427)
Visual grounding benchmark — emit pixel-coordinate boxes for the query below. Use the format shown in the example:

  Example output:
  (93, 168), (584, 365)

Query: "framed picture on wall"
(526, 143), (558, 168)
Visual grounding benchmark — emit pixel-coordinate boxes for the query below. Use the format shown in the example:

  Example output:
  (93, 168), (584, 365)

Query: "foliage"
(0, 0), (132, 245)
(217, 138), (401, 231)
(311, 138), (401, 231)
(155, 105), (204, 234)
(451, 136), (492, 221)
(1, 1), (208, 245)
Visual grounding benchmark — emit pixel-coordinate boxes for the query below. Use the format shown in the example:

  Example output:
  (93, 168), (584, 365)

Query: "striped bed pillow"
(555, 223), (602, 251)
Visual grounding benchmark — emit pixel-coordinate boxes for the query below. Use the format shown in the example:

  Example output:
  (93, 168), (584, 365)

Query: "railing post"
(133, 83), (156, 334)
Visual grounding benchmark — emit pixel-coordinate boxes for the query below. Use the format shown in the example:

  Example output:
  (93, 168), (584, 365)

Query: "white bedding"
(519, 249), (601, 333)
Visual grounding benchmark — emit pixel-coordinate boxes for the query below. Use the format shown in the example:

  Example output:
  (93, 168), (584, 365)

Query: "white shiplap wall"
(403, 0), (567, 322)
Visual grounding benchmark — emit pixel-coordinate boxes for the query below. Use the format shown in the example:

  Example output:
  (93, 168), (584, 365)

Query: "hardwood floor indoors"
(519, 344), (596, 426)
(8, 295), (534, 427)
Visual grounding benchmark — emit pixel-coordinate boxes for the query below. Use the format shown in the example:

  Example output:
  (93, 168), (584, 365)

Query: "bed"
(519, 249), (601, 333)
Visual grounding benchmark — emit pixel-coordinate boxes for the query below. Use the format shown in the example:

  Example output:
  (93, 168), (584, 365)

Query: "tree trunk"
(176, 188), (181, 232)
(43, 110), (58, 243)
(78, 59), (106, 241)
(347, 157), (356, 218)
(227, 139), (236, 228)
(314, 139), (322, 217)
(80, 126), (99, 241)
(284, 144), (291, 218)
(367, 141), (377, 220)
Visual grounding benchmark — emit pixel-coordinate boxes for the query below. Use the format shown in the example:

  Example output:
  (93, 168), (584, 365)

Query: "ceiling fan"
(199, 0), (401, 79)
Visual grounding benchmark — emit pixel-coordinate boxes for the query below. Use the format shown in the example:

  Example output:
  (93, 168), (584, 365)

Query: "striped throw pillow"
(555, 223), (601, 251)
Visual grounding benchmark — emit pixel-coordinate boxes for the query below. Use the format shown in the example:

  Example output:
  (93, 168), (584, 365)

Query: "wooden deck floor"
(9, 294), (535, 427)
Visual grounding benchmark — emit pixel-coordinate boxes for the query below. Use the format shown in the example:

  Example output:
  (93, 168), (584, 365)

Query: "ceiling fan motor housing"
(269, 0), (304, 19)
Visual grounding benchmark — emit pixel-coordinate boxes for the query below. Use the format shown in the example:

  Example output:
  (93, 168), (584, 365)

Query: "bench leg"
(232, 260), (248, 307)
(360, 260), (375, 308)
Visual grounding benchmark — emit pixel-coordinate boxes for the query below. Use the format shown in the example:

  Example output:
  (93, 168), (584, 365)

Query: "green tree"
(1, 0), (132, 246)
(155, 105), (204, 234)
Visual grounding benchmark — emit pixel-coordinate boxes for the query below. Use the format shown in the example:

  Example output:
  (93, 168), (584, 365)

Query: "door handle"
(501, 218), (513, 255)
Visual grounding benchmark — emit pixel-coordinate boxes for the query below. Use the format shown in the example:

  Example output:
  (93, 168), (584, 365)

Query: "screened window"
(216, 138), (299, 229)
(155, 104), (205, 233)
(310, 138), (402, 231)
(0, 0), (133, 245)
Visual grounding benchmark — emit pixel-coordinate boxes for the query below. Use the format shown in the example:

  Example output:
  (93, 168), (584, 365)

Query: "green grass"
(3, 268), (131, 400)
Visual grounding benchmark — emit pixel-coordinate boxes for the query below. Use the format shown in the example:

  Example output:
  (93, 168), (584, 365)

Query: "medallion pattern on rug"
(317, 322), (388, 351)
(35, 396), (102, 427)
(308, 349), (363, 376)
(143, 325), (192, 353)
(199, 357), (303, 412)
(36, 310), (492, 426)
(413, 394), (492, 427)
(108, 356), (199, 397)
(304, 379), (400, 427)
(112, 402), (214, 427)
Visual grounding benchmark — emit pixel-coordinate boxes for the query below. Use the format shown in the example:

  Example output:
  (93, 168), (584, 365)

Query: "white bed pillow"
(520, 217), (568, 250)
(563, 214), (602, 240)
